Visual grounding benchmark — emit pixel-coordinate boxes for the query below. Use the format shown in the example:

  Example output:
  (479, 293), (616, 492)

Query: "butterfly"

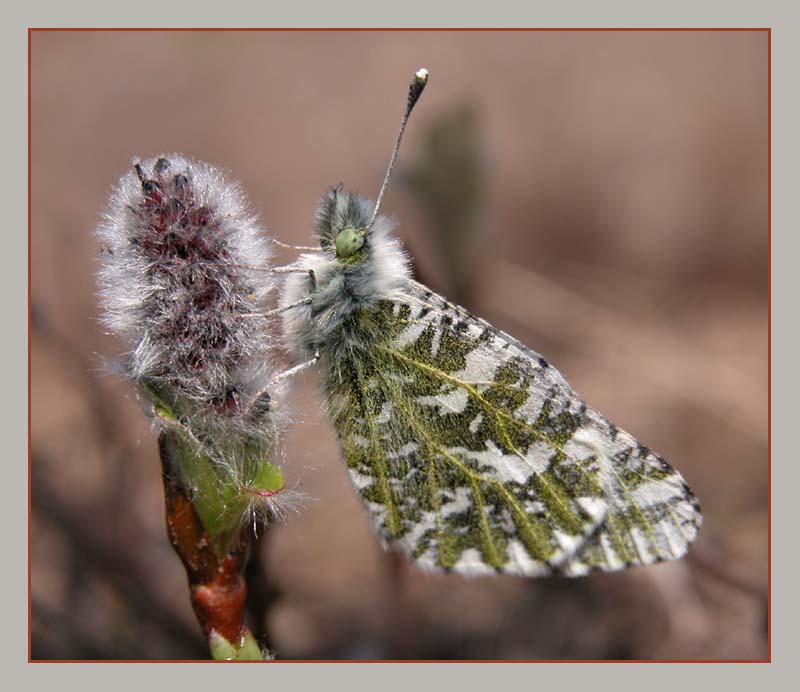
(279, 69), (702, 577)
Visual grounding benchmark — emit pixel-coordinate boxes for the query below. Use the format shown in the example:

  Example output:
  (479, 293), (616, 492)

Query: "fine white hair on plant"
(95, 154), (296, 544)
(96, 154), (276, 414)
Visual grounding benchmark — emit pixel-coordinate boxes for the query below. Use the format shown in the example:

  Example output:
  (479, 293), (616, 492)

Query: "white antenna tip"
(415, 67), (429, 82)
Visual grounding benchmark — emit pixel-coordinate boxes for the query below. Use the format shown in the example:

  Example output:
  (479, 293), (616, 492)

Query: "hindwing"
(327, 282), (702, 576)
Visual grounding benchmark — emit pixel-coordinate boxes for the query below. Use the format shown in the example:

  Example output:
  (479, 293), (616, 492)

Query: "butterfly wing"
(327, 282), (702, 576)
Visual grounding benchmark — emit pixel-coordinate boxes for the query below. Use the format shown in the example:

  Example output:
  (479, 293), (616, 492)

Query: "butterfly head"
(313, 68), (429, 266)
(314, 185), (377, 263)
(335, 226), (365, 258)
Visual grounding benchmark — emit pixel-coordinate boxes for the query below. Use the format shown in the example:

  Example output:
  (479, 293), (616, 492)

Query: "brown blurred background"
(30, 30), (768, 660)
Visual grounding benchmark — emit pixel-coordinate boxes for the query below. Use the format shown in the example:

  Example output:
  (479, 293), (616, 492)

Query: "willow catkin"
(96, 154), (297, 540)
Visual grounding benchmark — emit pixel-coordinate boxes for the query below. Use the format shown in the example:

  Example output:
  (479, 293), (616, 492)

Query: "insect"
(280, 68), (702, 576)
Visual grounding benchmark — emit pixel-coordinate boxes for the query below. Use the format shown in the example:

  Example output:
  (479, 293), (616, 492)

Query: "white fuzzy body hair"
(281, 186), (411, 360)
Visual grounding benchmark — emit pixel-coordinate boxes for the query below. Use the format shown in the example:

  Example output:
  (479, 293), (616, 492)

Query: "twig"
(159, 434), (265, 659)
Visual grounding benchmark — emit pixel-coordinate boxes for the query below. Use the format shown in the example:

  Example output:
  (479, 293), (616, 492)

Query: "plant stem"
(159, 433), (265, 659)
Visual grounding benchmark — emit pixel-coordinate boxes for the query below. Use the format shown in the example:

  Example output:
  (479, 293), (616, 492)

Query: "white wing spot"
(631, 478), (681, 508)
(657, 518), (688, 558)
(562, 560), (590, 577)
(440, 486), (472, 517)
(468, 412), (483, 434)
(351, 434), (370, 448)
(507, 539), (550, 576)
(451, 344), (502, 385)
(553, 530), (583, 555)
(417, 386), (470, 415)
(349, 469), (374, 490)
(392, 319), (430, 350)
(430, 323), (443, 357)
(631, 527), (654, 564)
(458, 440), (537, 484)
(576, 496), (607, 523)
(600, 533), (623, 569)
(453, 548), (497, 576)
(375, 400), (393, 425)
(388, 442), (419, 460)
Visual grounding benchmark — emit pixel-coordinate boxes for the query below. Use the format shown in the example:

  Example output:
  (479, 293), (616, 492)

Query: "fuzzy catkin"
(97, 155), (276, 418)
(96, 154), (290, 538)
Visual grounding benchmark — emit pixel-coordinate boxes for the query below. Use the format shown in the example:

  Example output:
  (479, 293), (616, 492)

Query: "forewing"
(332, 283), (701, 576)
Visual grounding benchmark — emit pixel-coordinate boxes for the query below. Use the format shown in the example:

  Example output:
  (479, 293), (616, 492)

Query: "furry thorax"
(280, 185), (412, 362)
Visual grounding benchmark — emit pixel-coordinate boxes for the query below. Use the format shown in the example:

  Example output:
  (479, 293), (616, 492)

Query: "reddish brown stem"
(159, 434), (248, 645)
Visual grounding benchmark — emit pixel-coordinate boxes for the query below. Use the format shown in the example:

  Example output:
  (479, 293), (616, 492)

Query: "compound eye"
(334, 227), (365, 258)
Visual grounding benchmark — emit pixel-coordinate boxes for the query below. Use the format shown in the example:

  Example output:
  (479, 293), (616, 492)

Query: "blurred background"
(30, 30), (768, 660)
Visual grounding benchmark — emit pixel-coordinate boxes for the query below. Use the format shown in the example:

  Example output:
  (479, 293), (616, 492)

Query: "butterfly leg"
(268, 351), (321, 387)
(268, 264), (308, 274)
(239, 297), (313, 320)
(267, 268), (319, 293)
(265, 297), (314, 317)
(241, 352), (321, 418)
(266, 237), (320, 252)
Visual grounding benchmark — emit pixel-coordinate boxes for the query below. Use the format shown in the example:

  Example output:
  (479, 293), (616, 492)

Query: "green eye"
(335, 227), (365, 258)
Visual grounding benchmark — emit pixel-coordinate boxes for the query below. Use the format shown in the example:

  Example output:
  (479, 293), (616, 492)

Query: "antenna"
(367, 67), (429, 229)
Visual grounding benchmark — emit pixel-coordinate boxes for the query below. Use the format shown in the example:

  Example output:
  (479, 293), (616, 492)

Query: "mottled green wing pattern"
(326, 284), (701, 576)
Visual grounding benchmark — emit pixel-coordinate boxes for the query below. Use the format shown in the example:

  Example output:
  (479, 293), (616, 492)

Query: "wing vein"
(373, 365), (556, 565)
(381, 345), (582, 524)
